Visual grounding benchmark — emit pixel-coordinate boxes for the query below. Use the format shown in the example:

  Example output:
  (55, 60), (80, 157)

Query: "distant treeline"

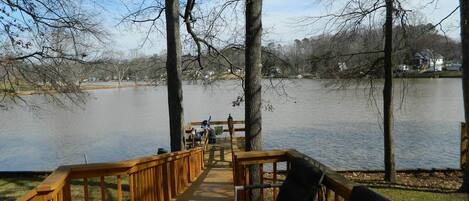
(261, 23), (461, 79)
(72, 23), (460, 82)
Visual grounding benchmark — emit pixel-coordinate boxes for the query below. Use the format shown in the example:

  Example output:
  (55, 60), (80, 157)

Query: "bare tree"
(383, 0), (396, 182)
(165, 0), (185, 151)
(0, 0), (105, 108)
(245, 0), (263, 200)
(303, 0), (409, 182)
(460, 0), (469, 192)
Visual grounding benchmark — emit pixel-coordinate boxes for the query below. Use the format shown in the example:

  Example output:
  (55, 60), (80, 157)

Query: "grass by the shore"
(0, 83), (152, 96)
(0, 177), (130, 201)
(2, 177), (469, 201)
(375, 188), (469, 201)
(0, 177), (42, 201)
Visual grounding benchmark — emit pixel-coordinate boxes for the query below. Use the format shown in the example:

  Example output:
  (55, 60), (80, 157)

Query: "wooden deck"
(20, 118), (380, 201)
(177, 137), (244, 201)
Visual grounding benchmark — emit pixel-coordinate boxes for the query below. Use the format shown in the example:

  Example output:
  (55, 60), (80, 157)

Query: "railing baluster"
(117, 175), (122, 201)
(56, 189), (61, 201)
(148, 168), (153, 201)
(188, 154), (193, 182)
(143, 169), (148, 201)
(244, 165), (248, 201)
(334, 191), (340, 201)
(318, 187), (324, 201)
(181, 157), (185, 189)
(129, 174), (135, 201)
(177, 159), (183, 194)
(150, 168), (155, 201)
(326, 188), (331, 201)
(273, 162), (277, 201)
(140, 170), (144, 200)
(63, 181), (71, 201)
(100, 176), (106, 201)
(156, 165), (164, 201)
(150, 167), (155, 201)
(260, 164), (264, 201)
(83, 177), (89, 201)
(146, 169), (151, 201)
(184, 155), (188, 187)
(170, 160), (177, 198)
(163, 161), (172, 201)
(154, 166), (159, 201)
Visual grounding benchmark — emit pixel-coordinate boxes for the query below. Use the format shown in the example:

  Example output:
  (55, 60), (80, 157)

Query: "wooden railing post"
(63, 180), (71, 201)
(117, 175), (122, 201)
(84, 177), (89, 201)
(100, 176), (106, 201)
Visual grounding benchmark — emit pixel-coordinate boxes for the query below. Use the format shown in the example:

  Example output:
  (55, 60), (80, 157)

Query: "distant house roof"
(415, 49), (444, 60)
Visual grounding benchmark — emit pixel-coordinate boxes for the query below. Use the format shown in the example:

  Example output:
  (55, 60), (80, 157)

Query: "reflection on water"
(0, 79), (464, 171)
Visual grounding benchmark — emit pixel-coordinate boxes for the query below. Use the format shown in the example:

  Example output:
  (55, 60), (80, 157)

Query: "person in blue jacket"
(201, 120), (216, 144)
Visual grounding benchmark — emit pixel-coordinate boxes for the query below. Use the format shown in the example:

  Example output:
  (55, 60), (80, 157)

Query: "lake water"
(0, 79), (464, 171)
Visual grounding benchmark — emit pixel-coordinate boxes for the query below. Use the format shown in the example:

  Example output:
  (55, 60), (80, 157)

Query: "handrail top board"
(35, 166), (70, 192)
(235, 149), (292, 159)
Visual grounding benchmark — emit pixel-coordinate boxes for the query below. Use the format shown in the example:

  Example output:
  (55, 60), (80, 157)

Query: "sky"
(100, 0), (462, 56)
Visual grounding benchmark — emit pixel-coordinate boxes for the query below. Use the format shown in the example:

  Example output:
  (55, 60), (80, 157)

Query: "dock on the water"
(19, 118), (390, 201)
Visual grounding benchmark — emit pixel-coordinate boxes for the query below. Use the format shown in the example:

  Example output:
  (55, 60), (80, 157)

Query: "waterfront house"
(415, 49), (444, 72)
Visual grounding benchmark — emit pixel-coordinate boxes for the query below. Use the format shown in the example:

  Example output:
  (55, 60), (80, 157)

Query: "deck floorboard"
(176, 137), (243, 201)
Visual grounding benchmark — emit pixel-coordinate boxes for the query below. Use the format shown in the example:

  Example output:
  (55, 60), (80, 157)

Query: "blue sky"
(100, 0), (462, 56)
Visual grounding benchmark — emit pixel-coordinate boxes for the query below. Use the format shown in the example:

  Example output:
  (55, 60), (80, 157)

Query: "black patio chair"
(276, 157), (325, 201)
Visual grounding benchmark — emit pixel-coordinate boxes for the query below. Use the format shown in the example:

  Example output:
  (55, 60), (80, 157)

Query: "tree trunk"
(383, 0), (396, 183)
(245, 0), (263, 200)
(459, 0), (469, 192)
(165, 0), (185, 152)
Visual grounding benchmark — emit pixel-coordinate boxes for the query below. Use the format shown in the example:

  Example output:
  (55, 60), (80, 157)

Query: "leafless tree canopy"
(0, 0), (105, 109)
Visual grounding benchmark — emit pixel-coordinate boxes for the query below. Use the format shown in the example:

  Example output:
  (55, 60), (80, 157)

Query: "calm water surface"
(0, 79), (464, 171)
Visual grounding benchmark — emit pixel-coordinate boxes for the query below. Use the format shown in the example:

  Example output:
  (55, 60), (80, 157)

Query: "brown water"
(0, 79), (464, 171)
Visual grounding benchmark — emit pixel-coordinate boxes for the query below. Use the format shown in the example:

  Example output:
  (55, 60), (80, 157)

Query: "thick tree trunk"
(383, 0), (396, 183)
(245, 0), (263, 152)
(244, 0), (262, 201)
(165, 0), (185, 152)
(459, 0), (469, 192)
(245, 0), (263, 200)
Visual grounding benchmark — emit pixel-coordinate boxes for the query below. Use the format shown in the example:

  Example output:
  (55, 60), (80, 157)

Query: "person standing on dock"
(201, 120), (216, 144)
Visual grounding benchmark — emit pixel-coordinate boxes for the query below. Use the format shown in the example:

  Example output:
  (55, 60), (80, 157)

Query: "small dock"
(177, 137), (244, 201)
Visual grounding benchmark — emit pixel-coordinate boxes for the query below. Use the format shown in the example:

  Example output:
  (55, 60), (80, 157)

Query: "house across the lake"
(415, 49), (444, 72)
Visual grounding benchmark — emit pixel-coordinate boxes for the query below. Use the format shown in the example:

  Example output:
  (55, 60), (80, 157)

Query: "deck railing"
(19, 147), (204, 201)
(21, 117), (245, 201)
(233, 150), (357, 201)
